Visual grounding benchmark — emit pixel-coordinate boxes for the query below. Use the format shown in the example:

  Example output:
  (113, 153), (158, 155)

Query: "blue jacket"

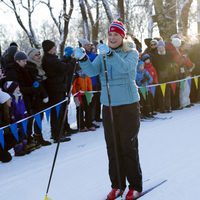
(79, 47), (140, 106)
(136, 69), (153, 87)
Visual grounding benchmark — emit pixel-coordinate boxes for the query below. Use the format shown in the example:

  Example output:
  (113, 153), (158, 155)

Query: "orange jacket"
(72, 76), (93, 95)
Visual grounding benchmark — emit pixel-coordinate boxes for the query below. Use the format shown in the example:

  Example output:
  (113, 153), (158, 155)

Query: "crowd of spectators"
(1, 34), (200, 163)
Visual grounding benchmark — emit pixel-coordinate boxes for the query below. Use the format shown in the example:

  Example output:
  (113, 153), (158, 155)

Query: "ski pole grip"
(78, 41), (82, 47)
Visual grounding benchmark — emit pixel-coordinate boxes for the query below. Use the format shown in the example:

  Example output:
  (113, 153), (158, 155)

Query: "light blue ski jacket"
(79, 46), (140, 106)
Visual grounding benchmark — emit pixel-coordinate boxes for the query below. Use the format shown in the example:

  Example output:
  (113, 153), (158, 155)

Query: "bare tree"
(41, 0), (74, 56)
(79, 0), (90, 40)
(152, 0), (177, 41)
(0, 0), (40, 48)
(198, 0), (200, 36)
(84, 0), (100, 41)
(177, 0), (193, 36)
(118, 0), (125, 22)
(102, 0), (114, 22)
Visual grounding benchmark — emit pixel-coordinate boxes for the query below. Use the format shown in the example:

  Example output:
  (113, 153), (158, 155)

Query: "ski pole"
(44, 57), (79, 200)
(100, 40), (123, 198)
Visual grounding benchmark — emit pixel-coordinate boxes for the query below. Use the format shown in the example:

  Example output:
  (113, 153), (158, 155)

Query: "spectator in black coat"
(41, 40), (73, 143)
(26, 48), (51, 146)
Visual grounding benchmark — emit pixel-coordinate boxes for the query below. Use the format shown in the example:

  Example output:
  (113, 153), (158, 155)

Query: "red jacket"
(144, 62), (158, 84)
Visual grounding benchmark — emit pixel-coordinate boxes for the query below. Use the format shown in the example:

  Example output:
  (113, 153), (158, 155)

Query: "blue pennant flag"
(187, 79), (192, 89)
(0, 129), (5, 149)
(21, 120), (28, 135)
(56, 104), (61, 119)
(149, 86), (156, 97)
(45, 109), (51, 122)
(34, 114), (42, 130)
(10, 123), (19, 142)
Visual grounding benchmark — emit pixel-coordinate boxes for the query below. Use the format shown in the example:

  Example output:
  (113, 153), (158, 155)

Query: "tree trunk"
(102, 0), (114, 23)
(59, 0), (74, 56)
(84, 0), (99, 42)
(198, 0), (200, 36)
(79, 0), (90, 40)
(180, 0), (193, 37)
(153, 0), (177, 41)
(118, 0), (125, 22)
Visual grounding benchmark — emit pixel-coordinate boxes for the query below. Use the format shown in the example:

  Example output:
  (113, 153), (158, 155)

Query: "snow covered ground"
(0, 103), (200, 200)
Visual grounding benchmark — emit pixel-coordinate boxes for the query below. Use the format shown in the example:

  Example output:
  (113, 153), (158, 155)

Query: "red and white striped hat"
(108, 20), (126, 38)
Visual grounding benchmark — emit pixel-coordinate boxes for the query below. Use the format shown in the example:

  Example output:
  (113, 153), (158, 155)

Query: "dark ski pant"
(102, 102), (142, 192)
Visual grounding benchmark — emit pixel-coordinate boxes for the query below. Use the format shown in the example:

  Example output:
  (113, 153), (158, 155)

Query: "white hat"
(0, 90), (11, 104)
(78, 38), (91, 47)
(171, 38), (182, 48)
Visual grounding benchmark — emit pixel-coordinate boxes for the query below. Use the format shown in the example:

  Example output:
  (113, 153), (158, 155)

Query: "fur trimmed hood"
(122, 36), (136, 52)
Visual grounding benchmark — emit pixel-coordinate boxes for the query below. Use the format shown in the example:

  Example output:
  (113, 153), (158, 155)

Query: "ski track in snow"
(0, 103), (200, 200)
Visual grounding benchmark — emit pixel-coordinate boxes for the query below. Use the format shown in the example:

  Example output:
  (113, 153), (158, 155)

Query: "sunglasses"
(150, 43), (157, 46)
(34, 53), (41, 56)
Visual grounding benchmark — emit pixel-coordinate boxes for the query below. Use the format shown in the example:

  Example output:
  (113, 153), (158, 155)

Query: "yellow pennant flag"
(44, 194), (52, 200)
(194, 77), (198, 89)
(160, 83), (166, 97)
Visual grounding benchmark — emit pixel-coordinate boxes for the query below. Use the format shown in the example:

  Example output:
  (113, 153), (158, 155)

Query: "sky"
(0, 102), (200, 200)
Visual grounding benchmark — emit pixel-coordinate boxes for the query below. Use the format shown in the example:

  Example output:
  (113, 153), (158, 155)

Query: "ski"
(113, 179), (167, 200)
(135, 179), (167, 199)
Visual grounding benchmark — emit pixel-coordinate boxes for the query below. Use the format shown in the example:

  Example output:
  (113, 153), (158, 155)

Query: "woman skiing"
(74, 20), (142, 200)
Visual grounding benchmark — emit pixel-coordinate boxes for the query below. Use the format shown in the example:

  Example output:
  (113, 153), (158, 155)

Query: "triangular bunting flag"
(170, 82), (177, 95)
(149, 86), (156, 97)
(45, 109), (51, 122)
(77, 92), (83, 105)
(0, 129), (5, 149)
(85, 92), (93, 105)
(10, 123), (19, 142)
(44, 194), (52, 200)
(140, 87), (147, 100)
(187, 79), (192, 89)
(56, 104), (61, 119)
(180, 80), (185, 90)
(34, 114), (42, 130)
(160, 83), (166, 97)
(194, 77), (198, 89)
(21, 120), (27, 135)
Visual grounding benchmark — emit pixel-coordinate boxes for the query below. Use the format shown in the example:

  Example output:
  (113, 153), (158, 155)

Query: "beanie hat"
(141, 54), (150, 62)
(0, 90), (11, 104)
(42, 40), (55, 53)
(150, 39), (158, 45)
(157, 40), (165, 47)
(27, 48), (40, 61)
(78, 38), (91, 47)
(7, 46), (18, 56)
(9, 42), (18, 47)
(108, 20), (126, 38)
(3, 81), (19, 94)
(171, 38), (181, 48)
(14, 51), (27, 61)
(64, 46), (74, 57)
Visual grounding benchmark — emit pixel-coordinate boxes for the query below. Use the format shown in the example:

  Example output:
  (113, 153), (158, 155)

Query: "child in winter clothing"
(3, 81), (29, 156)
(141, 54), (158, 84)
(136, 60), (154, 118)
(0, 90), (14, 163)
(72, 68), (96, 132)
